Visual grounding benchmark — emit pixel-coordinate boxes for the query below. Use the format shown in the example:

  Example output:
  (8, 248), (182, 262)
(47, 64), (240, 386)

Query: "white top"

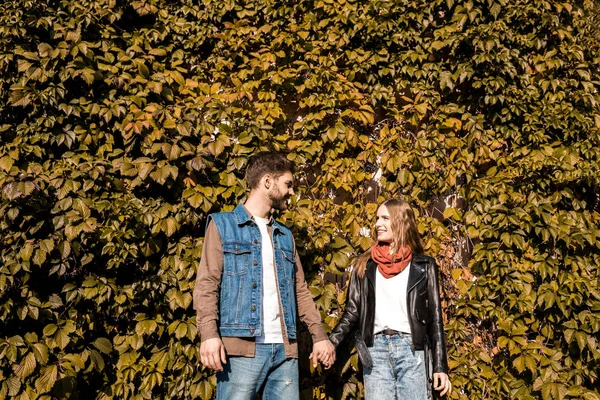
(373, 262), (412, 334)
(254, 216), (284, 343)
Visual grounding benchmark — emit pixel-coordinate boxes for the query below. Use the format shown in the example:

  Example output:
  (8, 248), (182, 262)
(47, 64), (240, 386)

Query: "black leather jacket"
(329, 254), (449, 374)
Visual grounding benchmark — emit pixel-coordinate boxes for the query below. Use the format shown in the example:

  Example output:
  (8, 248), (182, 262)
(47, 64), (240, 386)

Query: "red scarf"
(371, 243), (412, 278)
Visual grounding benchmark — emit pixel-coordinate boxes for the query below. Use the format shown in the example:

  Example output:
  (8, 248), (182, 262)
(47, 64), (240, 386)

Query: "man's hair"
(245, 152), (295, 189)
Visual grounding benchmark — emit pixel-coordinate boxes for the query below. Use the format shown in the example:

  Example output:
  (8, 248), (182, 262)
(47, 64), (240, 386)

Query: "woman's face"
(375, 205), (393, 243)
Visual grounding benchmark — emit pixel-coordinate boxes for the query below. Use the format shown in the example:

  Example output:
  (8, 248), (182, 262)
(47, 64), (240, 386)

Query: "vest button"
(250, 329), (254, 334)
(252, 283), (257, 288)
(253, 260), (258, 265)
(254, 240), (258, 244)
(252, 305), (256, 311)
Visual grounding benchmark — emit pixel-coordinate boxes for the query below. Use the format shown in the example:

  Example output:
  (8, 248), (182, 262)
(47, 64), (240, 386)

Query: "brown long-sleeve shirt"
(193, 217), (327, 358)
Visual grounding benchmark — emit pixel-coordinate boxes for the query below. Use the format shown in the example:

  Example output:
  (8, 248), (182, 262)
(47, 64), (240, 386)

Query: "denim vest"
(209, 204), (298, 339)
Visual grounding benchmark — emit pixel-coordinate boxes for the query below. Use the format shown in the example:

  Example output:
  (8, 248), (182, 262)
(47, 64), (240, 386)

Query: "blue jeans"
(363, 332), (430, 400)
(216, 344), (298, 400)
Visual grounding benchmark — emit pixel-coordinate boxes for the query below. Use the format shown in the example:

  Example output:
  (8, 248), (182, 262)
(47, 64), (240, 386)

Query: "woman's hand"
(309, 339), (336, 369)
(433, 372), (452, 396)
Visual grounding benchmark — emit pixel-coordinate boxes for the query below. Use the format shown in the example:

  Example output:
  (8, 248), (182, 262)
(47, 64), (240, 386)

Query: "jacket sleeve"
(329, 270), (362, 348)
(294, 249), (329, 343)
(193, 220), (223, 342)
(427, 259), (449, 374)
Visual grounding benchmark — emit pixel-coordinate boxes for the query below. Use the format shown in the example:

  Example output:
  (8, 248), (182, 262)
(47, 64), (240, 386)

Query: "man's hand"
(309, 339), (336, 369)
(433, 372), (452, 396)
(200, 337), (226, 371)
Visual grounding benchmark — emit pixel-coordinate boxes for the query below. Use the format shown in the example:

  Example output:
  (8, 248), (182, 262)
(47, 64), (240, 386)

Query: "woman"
(329, 199), (451, 399)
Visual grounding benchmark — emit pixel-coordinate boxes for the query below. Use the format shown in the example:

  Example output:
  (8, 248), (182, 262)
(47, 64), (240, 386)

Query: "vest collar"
(233, 203), (253, 225)
(233, 203), (283, 233)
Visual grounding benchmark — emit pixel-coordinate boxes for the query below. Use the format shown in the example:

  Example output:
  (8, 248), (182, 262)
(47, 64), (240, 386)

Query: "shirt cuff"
(310, 325), (329, 343)
(199, 320), (220, 342)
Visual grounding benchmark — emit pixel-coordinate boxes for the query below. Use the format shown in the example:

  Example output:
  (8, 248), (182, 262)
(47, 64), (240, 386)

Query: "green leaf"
(55, 328), (71, 350)
(575, 331), (588, 351)
(137, 62), (150, 77)
(149, 48), (167, 57)
(90, 349), (105, 370)
(32, 343), (49, 365)
(0, 156), (14, 171)
(490, 3), (501, 19)
(14, 352), (36, 379)
(174, 322), (187, 339)
(136, 320), (158, 336)
(150, 165), (178, 184)
(58, 241), (71, 259)
(35, 364), (58, 393)
(163, 217), (179, 237)
(93, 338), (113, 354)
(63, 353), (85, 370)
(197, 379), (214, 400)
(33, 249), (47, 266)
(21, 243), (34, 261)
(513, 354), (526, 373)
(6, 376), (21, 397)
(187, 192), (204, 208)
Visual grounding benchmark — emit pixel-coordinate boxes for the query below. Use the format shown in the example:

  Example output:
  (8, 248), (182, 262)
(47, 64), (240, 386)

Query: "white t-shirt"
(254, 216), (284, 343)
(373, 262), (412, 334)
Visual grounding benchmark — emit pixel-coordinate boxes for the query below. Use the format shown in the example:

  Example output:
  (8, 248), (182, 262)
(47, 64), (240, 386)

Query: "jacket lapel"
(366, 259), (377, 288)
(407, 254), (427, 292)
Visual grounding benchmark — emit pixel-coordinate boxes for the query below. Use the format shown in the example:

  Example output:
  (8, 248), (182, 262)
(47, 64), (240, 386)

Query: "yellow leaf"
(0, 156), (14, 171)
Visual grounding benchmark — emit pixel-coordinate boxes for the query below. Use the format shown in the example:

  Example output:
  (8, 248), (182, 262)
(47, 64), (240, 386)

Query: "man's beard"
(269, 189), (289, 211)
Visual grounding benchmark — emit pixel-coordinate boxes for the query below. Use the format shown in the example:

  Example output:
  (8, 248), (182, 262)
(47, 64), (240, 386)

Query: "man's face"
(268, 171), (294, 211)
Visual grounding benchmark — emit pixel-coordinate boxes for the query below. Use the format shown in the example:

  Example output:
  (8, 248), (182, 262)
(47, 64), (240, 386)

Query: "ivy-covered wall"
(1, 0), (599, 399)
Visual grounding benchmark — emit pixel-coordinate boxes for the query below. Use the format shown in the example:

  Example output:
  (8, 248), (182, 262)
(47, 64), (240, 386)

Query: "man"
(193, 151), (335, 399)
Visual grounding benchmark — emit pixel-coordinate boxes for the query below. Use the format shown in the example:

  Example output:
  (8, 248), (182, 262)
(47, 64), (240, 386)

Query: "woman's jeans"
(364, 332), (430, 400)
(216, 343), (298, 400)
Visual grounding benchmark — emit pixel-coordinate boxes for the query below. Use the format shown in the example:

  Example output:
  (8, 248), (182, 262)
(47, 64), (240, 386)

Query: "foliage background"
(1, 0), (600, 399)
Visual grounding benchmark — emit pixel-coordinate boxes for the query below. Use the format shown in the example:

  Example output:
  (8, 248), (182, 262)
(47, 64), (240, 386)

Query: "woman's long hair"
(354, 199), (424, 277)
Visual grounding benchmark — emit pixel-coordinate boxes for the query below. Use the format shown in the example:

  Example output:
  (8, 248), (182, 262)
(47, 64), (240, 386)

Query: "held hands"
(201, 337), (337, 371)
(309, 339), (336, 369)
(433, 372), (452, 396)
(200, 337), (227, 371)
